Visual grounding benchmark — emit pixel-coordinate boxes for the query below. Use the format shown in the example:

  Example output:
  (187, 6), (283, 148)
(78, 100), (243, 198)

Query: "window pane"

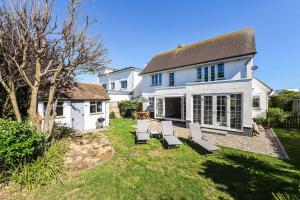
(169, 72), (174, 86)
(121, 80), (127, 88)
(111, 82), (115, 90)
(90, 101), (96, 113)
(230, 94), (242, 130)
(218, 63), (224, 79)
(253, 96), (260, 108)
(204, 96), (213, 125)
(56, 102), (64, 116)
(211, 66), (215, 81)
(193, 95), (201, 124)
(204, 67), (209, 82)
(156, 98), (163, 117)
(149, 97), (154, 106)
(97, 101), (102, 112)
(217, 96), (227, 126)
(151, 75), (154, 85)
(197, 68), (202, 80)
(158, 73), (162, 85)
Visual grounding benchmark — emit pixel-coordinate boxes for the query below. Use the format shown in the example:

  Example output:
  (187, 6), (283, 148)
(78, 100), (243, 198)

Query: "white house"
(140, 28), (271, 134)
(38, 83), (110, 131)
(98, 67), (143, 101)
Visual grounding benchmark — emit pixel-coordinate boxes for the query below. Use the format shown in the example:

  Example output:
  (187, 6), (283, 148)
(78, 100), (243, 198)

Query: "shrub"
(267, 108), (289, 127)
(10, 140), (67, 191)
(109, 111), (116, 119)
(254, 116), (268, 126)
(0, 119), (44, 168)
(270, 91), (300, 111)
(118, 100), (141, 117)
(49, 123), (76, 142)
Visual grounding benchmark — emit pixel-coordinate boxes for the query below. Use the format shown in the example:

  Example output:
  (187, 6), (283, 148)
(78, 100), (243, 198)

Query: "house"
(140, 28), (271, 134)
(98, 67), (143, 101)
(37, 83), (110, 131)
(270, 88), (300, 96)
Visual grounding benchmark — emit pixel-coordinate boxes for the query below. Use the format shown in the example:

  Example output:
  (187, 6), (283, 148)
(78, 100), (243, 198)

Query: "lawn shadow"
(199, 152), (300, 200)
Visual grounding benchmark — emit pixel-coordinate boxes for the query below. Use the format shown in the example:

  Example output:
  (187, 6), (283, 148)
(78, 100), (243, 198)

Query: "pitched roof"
(39, 83), (110, 101)
(142, 28), (256, 74)
(61, 83), (110, 100)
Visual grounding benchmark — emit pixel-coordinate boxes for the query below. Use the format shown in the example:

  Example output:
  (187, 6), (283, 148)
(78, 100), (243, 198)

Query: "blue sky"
(56, 0), (300, 89)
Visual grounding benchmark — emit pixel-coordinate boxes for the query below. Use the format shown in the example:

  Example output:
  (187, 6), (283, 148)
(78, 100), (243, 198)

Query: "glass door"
(155, 98), (164, 118)
(203, 96), (213, 125)
(216, 96), (228, 127)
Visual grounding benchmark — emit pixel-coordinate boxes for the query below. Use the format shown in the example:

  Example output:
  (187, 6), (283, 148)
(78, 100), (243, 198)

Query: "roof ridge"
(154, 27), (254, 57)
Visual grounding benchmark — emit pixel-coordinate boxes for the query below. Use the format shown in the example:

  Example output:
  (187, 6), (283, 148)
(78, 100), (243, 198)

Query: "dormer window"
(211, 66), (215, 81)
(110, 82), (115, 90)
(121, 80), (127, 89)
(151, 73), (162, 86)
(217, 63), (225, 79)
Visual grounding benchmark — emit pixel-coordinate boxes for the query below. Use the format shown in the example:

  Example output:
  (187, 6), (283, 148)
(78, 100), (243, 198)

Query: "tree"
(0, 0), (107, 139)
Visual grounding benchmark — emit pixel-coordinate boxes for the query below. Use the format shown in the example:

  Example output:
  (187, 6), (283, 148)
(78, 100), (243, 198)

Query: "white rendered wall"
(37, 101), (72, 127)
(109, 94), (132, 102)
(252, 78), (270, 118)
(83, 101), (109, 130)
(141, 57), (252, 94)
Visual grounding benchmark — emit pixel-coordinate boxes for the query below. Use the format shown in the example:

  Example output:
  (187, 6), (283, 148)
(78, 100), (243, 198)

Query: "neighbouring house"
(98, 66), (143, 117)
(140, 28), (271, 134)
(292, 98), (300, 115)
(270, 88), (300, 96)
(38, 83), (110, 131)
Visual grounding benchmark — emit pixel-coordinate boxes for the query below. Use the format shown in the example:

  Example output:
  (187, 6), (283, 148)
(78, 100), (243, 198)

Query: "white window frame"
(168, 72), (175, 86)
(252, 95), (261, 109)
(110, 82), (115, 90)
(151, 73), (162, 86)
(120, 80), (128, 89)
(90, 101), (103, 114)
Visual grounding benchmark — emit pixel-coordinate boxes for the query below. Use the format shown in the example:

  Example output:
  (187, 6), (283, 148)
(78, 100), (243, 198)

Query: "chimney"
(177, 44), (184, 49)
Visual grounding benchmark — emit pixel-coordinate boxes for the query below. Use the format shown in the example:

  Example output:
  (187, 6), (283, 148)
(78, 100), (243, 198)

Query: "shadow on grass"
(180, 137), (216, 155)
(199, 152), (300, 200)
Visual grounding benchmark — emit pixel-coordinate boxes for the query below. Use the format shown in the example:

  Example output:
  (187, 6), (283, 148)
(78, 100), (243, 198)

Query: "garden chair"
(189, 122), (220, 153)
(161, 121), (182, 148)
(136, 120), (150, 144)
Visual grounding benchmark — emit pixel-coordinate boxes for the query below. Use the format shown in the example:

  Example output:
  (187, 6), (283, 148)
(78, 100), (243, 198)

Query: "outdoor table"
(135, 112), (150, 119)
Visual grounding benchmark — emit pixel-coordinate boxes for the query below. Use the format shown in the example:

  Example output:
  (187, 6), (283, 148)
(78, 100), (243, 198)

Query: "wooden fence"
(271, 114), (300, 129)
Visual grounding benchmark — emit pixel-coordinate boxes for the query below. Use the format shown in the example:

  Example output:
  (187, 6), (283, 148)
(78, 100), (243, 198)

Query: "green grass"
(273, 128), (300, 166)
(22, 119), (300, 200)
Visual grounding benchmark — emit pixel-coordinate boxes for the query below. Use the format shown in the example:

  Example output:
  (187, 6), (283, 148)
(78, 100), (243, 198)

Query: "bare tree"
(0, 0), (107, 137)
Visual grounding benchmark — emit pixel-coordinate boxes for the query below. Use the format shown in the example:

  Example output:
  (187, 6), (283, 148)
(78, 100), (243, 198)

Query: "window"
(253, 96), (260, 109)
(211, 66), (215, 81)
(149, 97), (154, 106)
(43, 101), (64, 117)
(151, 73), (162, 86)
(169, 72), (175, 86)
(203, 96), (213, 125)
(204, 67), (209, 82)
(90, 101), (102, 113)
(121, 80), (127, 89)
(193, 95), (202, 124)
(102, 84), (107, 90)
(217, 63), (225, 79)
(156, 98), (163, 117)
(110, 82), (115, 90)
(197, 67), (202, 80)
(230, 94), (242, 130)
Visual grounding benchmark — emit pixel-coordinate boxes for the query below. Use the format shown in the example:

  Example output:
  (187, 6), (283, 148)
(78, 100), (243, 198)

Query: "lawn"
(273, 128), (300, 166)
(24, 119), (300, 200)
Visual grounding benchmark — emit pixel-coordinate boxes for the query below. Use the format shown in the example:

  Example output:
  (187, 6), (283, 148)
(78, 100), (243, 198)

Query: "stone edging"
(269, 128), (290, 160)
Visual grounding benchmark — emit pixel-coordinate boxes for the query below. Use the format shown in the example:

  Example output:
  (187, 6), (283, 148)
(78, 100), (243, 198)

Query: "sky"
(55, 0), (300, 90)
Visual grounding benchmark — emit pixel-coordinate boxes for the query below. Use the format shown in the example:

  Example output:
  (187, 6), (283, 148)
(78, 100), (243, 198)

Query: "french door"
(193, 94), (242, 130)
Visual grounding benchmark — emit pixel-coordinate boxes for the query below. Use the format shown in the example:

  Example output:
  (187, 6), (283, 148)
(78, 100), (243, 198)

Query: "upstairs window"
(217, 63), (225, 79)
(110, 82), (115, 90)
(211, 66), (215, 81)
(253, 96), (260, 109)
(197, 67), (202, 80)
(151, 73), (162, 86)
(121, 80), (127, 89)
(169, 72), (175, 86)
(204, 67), (209, 82)
(90, 101), (102, 113)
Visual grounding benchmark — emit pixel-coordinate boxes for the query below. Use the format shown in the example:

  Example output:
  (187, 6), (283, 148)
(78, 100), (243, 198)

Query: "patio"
(147, 119), (285, 158)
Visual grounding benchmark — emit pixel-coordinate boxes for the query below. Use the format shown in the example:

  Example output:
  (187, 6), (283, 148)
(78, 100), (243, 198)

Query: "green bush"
(254, 116), (268, 126)
(109, 111), (116, 119)
(0, 119), (44, 168)
(49, 123), (76, 142)
(10, 140), (67, 191)
(267, 108), (289, 127)
(270, 91), (300, 111)
(118, 100), (141, 117)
